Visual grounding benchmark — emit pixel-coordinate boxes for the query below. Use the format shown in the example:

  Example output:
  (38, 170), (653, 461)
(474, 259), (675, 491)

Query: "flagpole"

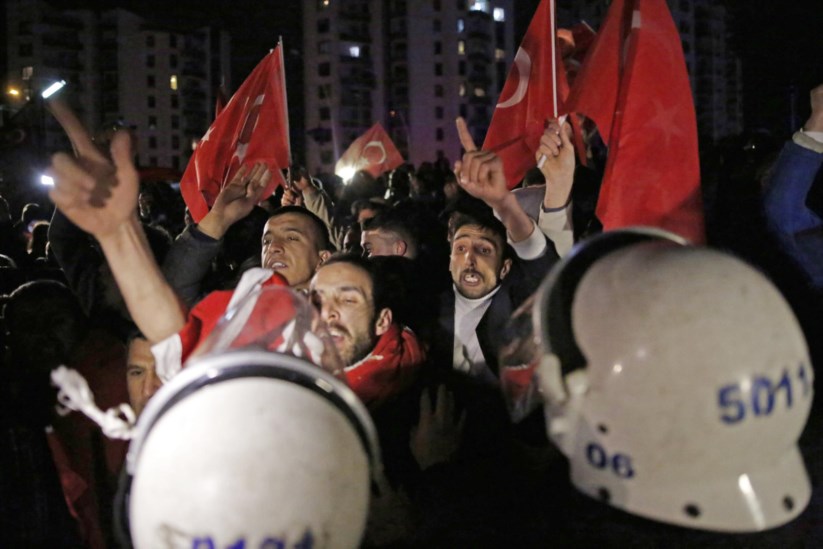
(550, 0), (558, 118)
(537, 0), (561, 170)
(278, 36), (291, 165)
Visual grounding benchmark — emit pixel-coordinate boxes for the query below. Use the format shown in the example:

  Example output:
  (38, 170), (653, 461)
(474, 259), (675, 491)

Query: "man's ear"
(499, 257), (513, 280)
(395, 240), (407, 257)
(374, 307), (393, 336)
(317, 250), (332, 268)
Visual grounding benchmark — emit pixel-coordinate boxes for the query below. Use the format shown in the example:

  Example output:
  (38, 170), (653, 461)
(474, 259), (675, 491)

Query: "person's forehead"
(453, 225), (501, 246)
(264, 213), (316, 235)
(312, 262), (373, 295)
(362, 228), (393, 241)
(127, 338), (155, 362)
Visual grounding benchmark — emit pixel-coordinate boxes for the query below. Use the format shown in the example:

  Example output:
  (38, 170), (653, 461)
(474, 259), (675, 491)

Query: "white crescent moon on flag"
(360, 140), (388, 165)
(497, 47), (531, 109)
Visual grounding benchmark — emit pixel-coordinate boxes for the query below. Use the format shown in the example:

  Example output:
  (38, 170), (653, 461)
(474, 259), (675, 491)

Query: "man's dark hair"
(351, 198), (388, 219)
(321, 253), (395, 316)
(269, 206), (334, 252)
(361, 208), (418, 250)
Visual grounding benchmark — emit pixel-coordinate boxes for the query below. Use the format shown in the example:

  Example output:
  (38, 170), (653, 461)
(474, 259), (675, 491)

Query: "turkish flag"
(334, 122), (404, 179)
(180, 46), (290, 223)
(566, 0), (705, 243)
(483, 0), (567, 189)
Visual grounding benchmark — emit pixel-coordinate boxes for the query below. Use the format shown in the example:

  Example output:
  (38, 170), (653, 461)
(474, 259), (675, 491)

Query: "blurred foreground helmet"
(531, 228), (813, 532)
(117, 286), (380, 548)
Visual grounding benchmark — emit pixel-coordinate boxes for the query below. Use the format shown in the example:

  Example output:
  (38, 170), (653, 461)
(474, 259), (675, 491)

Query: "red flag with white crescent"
(334, 122), (404, 179)
(482, 0), (567, 189)
(180, 45), (290, 223)
(566, 0), (705, 243)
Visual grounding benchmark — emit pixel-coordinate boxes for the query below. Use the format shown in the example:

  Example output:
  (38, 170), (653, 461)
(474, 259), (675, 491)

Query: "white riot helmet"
(531, 228), (813, 532)
(116, 287), (380, 548)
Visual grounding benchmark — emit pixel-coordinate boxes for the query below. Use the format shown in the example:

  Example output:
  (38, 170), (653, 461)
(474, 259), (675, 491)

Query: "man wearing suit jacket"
(428, 119), (564, 383)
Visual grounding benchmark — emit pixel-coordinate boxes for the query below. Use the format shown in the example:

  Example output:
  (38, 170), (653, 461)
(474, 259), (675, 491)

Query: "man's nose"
(266, 239), (286, 254)
(144, 367), (162, 399)
(320, 301), (339, 322)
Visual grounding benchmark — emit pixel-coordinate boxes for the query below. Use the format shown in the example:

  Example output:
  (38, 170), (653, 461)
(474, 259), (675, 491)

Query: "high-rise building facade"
(304, 0), (514, 174)
(556, 0), (743, 143)
(4, 0), (230, 171)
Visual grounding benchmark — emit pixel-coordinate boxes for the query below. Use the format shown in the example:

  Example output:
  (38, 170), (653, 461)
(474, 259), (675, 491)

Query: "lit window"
(458, 40), (465, 55)
(474, 87), (486, 97)
(169, 75), (178, 90)
(349, 45), (360, 57)
(457, 18), (464, 33)
(459, 83), (466, 97)
(469, 0), (490, 13)
(495, 48), (505, 60)
(493, 7), (505, 21)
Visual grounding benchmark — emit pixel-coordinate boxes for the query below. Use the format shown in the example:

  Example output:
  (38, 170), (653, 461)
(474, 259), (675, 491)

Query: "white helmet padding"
(116, 350), (380, 548)
(534, 228), (813, 532)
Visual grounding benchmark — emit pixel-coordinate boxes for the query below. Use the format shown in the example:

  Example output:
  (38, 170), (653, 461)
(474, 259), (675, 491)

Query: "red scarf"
(178, 275), (424, 409)
(344, 323), (425, 410)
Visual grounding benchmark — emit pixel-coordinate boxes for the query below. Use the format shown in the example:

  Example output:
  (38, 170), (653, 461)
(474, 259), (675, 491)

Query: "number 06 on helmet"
(530, 228), (813, 532)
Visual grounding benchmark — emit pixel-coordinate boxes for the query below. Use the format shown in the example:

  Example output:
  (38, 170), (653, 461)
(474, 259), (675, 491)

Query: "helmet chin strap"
(51, 365), (137, 440)
(537, 355), (588, 458)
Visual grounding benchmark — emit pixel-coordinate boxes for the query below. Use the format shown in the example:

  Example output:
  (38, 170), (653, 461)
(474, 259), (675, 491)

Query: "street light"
(7, 87), (20, 97)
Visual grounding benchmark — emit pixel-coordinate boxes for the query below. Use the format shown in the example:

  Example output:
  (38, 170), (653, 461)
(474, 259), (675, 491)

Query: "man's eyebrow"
(311, 285), (367, 296)
(263, 226), (306, 237)
(454, 234), (500, 249)
(337, 285), (367, 296)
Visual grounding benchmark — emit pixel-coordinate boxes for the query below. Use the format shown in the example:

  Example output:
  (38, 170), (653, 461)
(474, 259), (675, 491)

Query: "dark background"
(5, 0), (823, 141)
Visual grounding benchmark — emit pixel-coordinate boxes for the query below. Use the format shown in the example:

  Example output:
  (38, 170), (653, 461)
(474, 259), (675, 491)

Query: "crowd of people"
(1, 80), (823, 546)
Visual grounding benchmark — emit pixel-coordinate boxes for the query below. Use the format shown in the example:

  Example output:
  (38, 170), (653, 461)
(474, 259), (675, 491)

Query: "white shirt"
(453, 284), (501, 383)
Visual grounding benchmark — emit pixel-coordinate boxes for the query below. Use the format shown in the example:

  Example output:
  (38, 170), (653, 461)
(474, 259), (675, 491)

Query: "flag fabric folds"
(483, 0), (565, 189)
(566, 0), (705, 243)
(334, 122), (404, 179)
(180, 46), (290, 223)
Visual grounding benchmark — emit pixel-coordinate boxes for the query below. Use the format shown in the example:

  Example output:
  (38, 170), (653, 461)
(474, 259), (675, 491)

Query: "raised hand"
(45, 98), (184, 342)
(804, 84), (823, 132)
(198, 162), (272, 239)
(280, 186), (304, 207)
(453, 117), (509, 209)
(537, 119), (576, 209)
(410, 385), (466, 470)
(47, 117), (139, 241)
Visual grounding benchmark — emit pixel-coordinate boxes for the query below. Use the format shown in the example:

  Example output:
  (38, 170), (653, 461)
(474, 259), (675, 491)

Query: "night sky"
(8, 0), (823, 139)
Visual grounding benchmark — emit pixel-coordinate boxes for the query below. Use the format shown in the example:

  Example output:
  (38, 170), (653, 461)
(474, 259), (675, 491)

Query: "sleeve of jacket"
(762, 137), (823, 287)
(302, 189), (344, 250)
(160, 225), (222, 309)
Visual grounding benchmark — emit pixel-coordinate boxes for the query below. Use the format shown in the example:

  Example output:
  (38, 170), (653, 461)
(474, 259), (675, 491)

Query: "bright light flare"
(7, 88), (20, 97)
(41, 80), (67, 99)
(40, 175), (55, 186)
(338, 166), (356, 183)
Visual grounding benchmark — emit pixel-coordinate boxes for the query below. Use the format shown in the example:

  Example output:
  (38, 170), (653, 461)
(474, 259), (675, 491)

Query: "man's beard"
(329, 321), (376, 366)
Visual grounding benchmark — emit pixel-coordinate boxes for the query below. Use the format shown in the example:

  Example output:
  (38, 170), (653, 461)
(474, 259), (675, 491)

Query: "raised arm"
(454, 117), (535, 243)
(162, 163), (271, 307)
(46, 99), (185, 342)
(537, 119), (576, 210)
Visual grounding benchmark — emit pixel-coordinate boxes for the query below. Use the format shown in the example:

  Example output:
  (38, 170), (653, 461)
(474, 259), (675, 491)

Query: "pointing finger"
(47, 98), (106, 163)
(455, 117), (477, 153)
